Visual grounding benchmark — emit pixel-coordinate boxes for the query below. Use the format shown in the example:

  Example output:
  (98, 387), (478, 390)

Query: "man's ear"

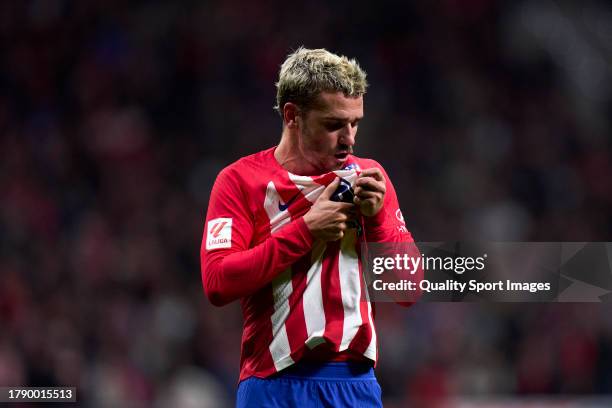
(283, 103), (299, 129)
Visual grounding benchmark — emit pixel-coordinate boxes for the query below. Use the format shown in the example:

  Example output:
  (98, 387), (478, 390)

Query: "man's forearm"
(202, 218), (313, 306)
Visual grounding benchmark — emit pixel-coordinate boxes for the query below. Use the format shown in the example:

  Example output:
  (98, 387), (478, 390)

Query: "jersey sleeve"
(200, 167), (314, 306)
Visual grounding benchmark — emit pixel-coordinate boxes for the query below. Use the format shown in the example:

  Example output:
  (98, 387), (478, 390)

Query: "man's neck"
(274, 131), (318, 176)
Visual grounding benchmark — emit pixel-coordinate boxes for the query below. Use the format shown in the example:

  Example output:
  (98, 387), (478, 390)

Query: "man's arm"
(357, 163), (413, 243)
(357, 161), (423, 306)
(201, 168), (315, 306)
(201, 170), (353, 306)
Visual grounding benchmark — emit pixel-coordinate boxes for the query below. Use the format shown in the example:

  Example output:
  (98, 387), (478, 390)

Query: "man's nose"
(339, 124), (356, 146)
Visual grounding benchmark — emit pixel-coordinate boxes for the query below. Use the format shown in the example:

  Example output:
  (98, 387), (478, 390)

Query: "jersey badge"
(206, 218), (232, 249)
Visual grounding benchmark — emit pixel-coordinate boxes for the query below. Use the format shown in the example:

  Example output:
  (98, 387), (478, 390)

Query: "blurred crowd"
(0, 0), (611, 406)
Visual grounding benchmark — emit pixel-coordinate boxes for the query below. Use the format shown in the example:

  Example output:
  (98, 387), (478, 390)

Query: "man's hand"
(303, 178), (355, 241)
(354, 168), (386, 217)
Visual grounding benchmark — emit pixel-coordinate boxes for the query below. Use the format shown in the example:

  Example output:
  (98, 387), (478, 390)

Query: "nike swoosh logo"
(278, 192), (301, 211)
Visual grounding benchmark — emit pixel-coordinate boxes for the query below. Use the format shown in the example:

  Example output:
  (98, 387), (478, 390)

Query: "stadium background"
(1, 0), (611, 406)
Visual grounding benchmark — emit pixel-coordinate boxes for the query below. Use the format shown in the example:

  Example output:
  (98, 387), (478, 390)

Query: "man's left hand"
(354, 168), (386, 217)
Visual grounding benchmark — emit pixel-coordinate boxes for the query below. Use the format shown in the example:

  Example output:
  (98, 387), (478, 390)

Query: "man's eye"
(325, 123), (344, 131)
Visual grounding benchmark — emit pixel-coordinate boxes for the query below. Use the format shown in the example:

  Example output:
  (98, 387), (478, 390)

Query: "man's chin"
(334, 154), (349, 168)
(312, 156), (349, 173)
(324, 158), (346, 172)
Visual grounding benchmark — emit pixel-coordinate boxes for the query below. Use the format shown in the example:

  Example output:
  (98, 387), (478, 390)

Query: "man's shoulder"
(350, 155), (385, 171)
(217, 147), (277, 183)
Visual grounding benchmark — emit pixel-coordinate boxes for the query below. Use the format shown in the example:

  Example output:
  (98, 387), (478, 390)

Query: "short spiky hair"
(274, 47), (368, 117)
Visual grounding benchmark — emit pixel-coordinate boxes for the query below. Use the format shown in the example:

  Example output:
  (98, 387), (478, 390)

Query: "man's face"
(297, 91), (363, 173)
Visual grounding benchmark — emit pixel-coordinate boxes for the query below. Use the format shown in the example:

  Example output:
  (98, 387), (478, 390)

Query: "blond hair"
(274, 47), (368, 117)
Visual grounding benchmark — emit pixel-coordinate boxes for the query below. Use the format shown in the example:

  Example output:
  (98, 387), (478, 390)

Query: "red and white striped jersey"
(200, 147), (414, 381)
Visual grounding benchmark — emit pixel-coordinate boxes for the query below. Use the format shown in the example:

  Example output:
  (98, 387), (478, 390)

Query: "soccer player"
(201, 47), (416, 407)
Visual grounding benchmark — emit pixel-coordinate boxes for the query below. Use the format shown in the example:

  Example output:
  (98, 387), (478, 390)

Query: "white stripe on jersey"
(338, 229), (363, 351)
(264, 181), (291, 233)
(363, 271), (377, 360)
(332, 169), (359, 183)
(303, 240), (327, 349)
(265, 181), (295, 370)
(287, 173), (315, 203)
(269, 268), (295, 371)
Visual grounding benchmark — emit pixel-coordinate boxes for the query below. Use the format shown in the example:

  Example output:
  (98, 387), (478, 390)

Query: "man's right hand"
(303, 177), (355, 242)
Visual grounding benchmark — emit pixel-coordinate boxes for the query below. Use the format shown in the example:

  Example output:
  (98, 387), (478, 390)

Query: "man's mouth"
(335, 151), (350, 159)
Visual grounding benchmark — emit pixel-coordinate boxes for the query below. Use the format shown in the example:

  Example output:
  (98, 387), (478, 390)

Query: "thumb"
(318, 177), (340, 201)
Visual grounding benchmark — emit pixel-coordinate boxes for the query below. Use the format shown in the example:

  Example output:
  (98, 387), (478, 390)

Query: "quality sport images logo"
(206, 218), (232, 249)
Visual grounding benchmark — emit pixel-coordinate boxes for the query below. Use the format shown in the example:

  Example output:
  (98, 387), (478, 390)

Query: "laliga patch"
(206, 218), (232, 250)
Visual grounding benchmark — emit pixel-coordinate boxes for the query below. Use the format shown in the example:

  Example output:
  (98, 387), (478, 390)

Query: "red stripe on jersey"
(313, 172), (337, 186)
(239, 289), (277, 379)
(321, 241), (344, 350)
(276, 178), (312, 219)
(348, 240), (374, 354)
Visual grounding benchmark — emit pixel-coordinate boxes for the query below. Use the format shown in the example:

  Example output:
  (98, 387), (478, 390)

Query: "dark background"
(1, 0), (611, 406)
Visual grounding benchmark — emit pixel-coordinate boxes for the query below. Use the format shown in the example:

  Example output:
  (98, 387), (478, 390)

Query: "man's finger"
(318, 177), (340, 201)
(359, 168), (385, 182)
(356, 177), (386, 193)
(332, 202), (356, 213)
(355, 190), (380, 199)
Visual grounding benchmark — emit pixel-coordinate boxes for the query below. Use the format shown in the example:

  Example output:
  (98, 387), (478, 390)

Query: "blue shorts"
(236, 361), (382, 408)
